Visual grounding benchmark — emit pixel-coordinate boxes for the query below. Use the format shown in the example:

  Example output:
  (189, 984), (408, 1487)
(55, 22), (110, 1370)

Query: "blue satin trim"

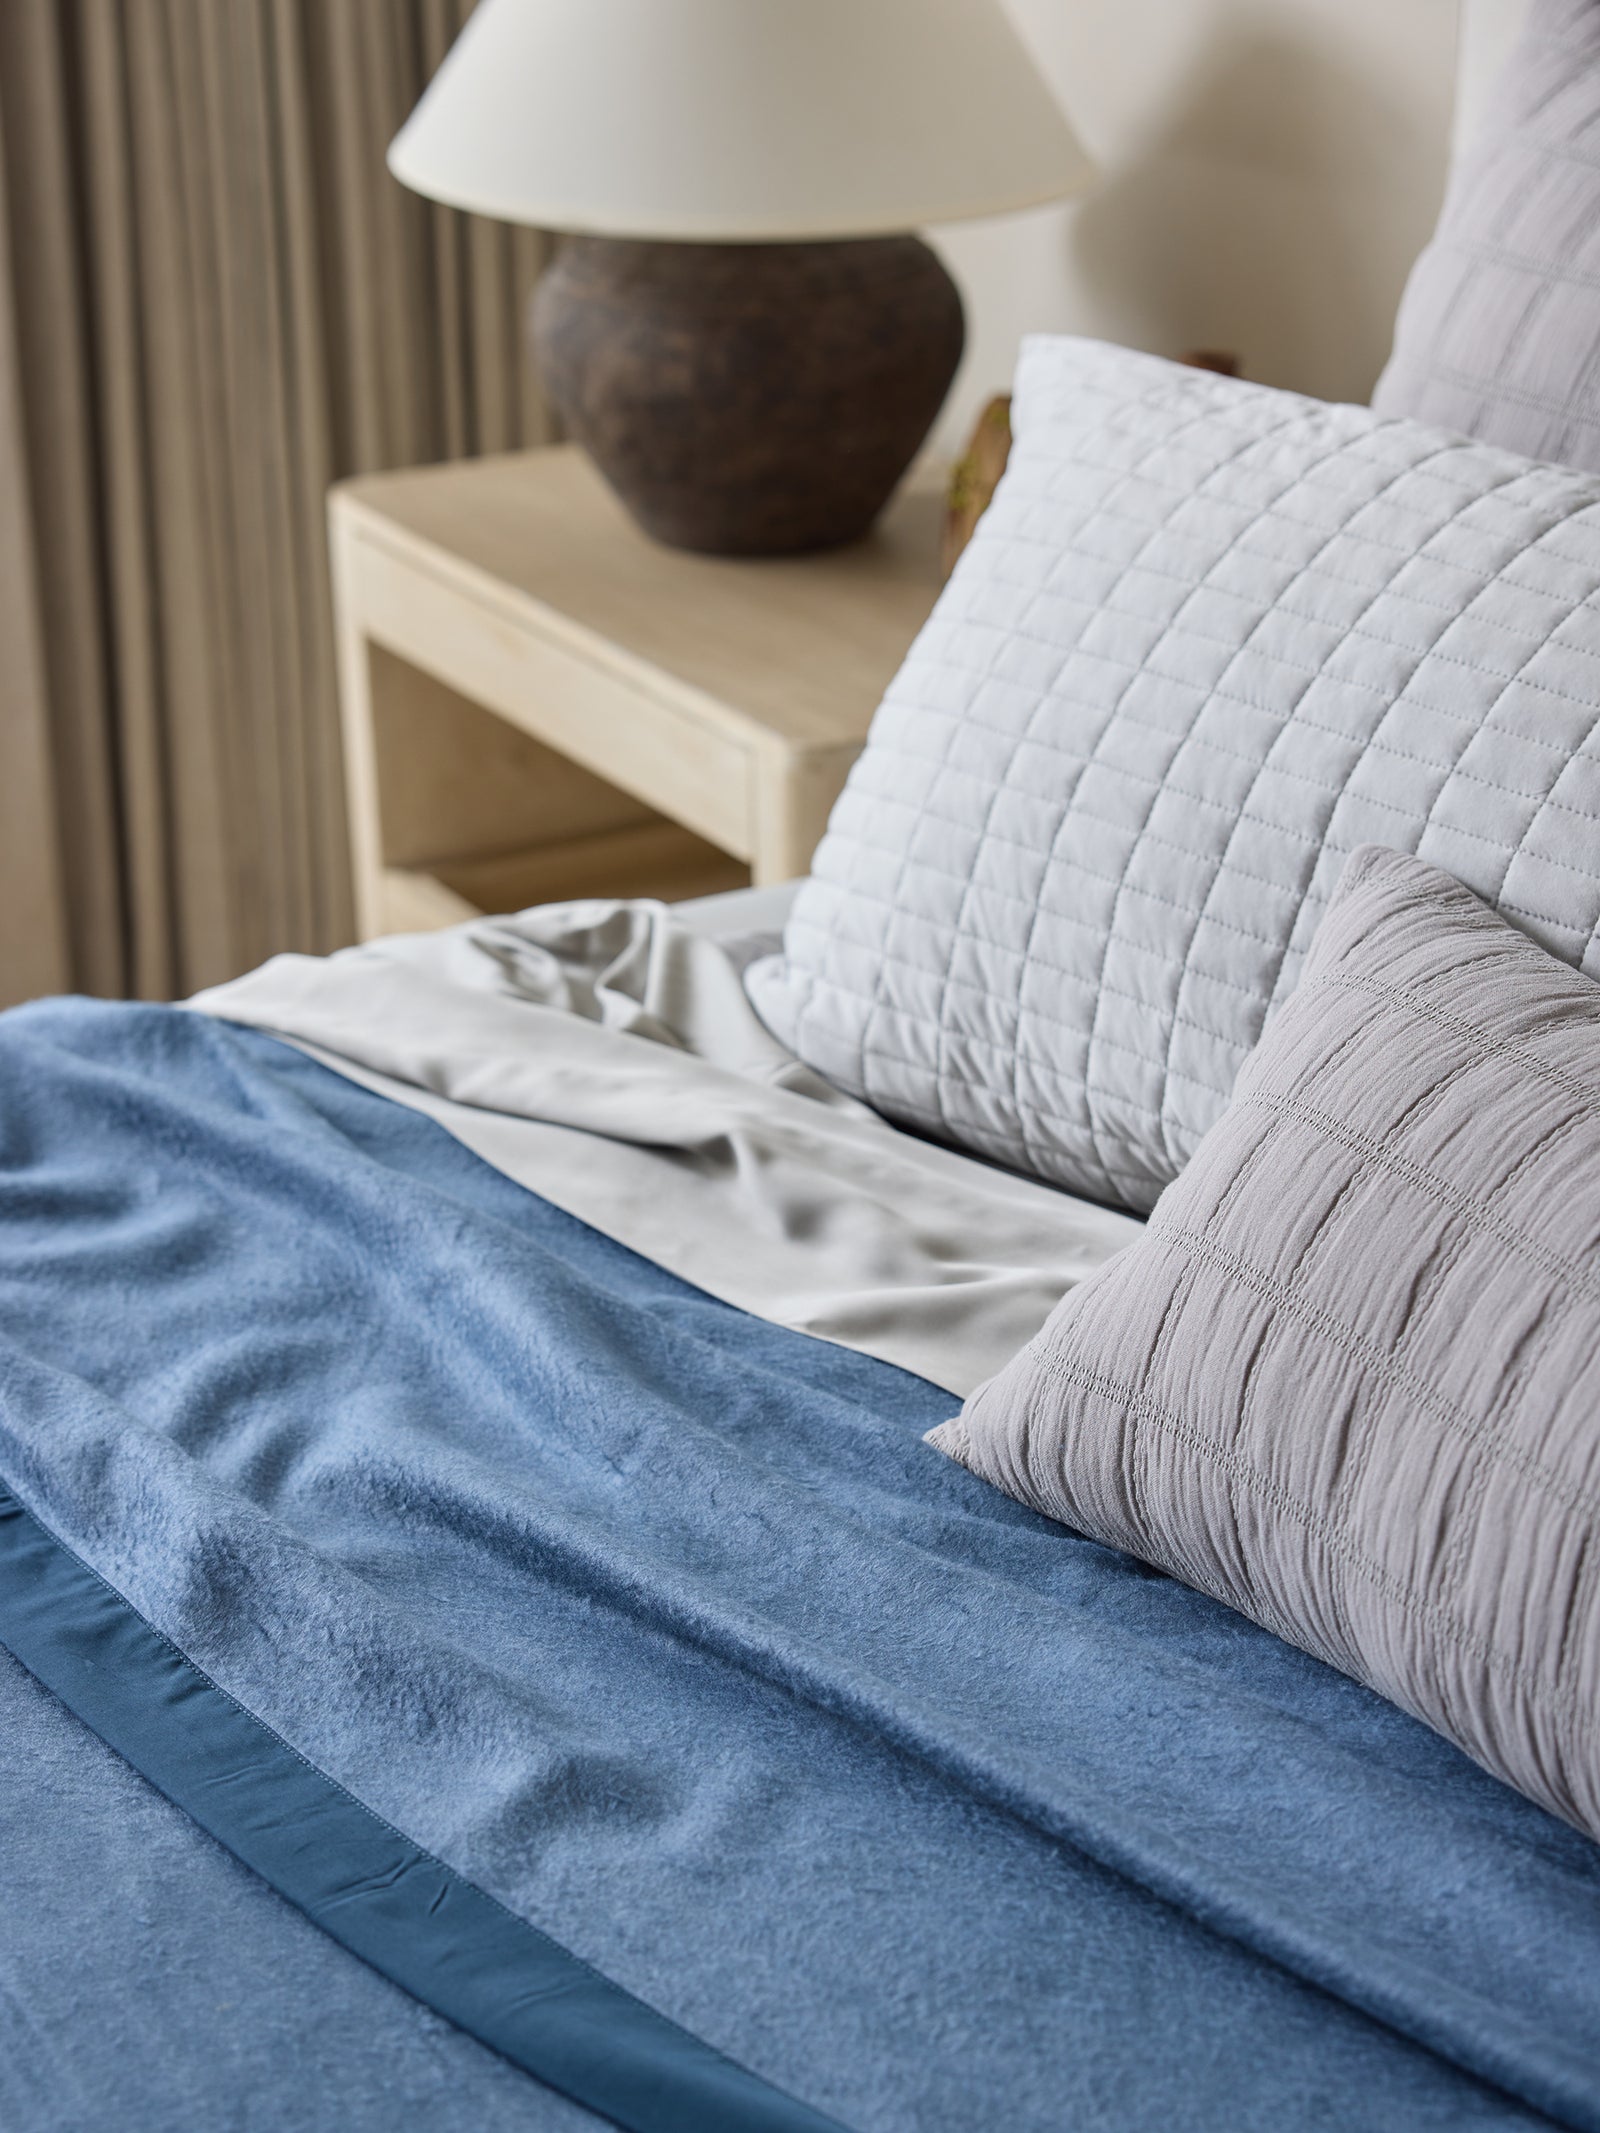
(0, 1488), (846, 2133)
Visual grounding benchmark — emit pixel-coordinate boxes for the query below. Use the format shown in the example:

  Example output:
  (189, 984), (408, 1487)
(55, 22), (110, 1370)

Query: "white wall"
(928, 0), (1463, 450)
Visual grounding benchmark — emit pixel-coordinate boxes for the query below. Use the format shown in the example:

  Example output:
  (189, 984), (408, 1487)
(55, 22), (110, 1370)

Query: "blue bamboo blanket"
(3, 997), (1599, 2132)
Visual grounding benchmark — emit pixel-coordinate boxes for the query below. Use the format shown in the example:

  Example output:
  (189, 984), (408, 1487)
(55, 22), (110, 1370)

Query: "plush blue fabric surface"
(0, 1484), (838, 2133)
(2, 998), (1598, 2131)
(0, 1645), (599, 2133)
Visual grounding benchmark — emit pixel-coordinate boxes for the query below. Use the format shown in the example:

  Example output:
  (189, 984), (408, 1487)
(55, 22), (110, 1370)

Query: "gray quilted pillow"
(747, 336), (1600, 1212)
(929, 845), (1600, 1842)
(1373, 0), (1600, 470)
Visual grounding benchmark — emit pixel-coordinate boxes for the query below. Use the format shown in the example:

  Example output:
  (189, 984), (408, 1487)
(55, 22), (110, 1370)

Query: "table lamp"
(389, 0), (1091, 556)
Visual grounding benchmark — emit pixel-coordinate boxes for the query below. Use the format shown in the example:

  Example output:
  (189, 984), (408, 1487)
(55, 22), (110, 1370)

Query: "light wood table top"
(328, 445), (945, 937)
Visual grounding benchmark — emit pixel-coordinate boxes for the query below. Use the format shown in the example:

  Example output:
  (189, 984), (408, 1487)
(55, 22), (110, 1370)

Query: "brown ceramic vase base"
(530, 234), (965, 556)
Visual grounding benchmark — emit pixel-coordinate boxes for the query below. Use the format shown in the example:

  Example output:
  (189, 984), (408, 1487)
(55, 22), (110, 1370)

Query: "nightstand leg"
(328, 516), (385, 942)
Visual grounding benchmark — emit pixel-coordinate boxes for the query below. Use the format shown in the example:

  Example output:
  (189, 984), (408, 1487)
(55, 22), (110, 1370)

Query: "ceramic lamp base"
(530, 234), (964, 556)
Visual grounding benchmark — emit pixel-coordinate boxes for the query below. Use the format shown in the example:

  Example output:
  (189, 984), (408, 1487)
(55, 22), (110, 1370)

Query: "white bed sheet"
(190, 895), (1140, 1397)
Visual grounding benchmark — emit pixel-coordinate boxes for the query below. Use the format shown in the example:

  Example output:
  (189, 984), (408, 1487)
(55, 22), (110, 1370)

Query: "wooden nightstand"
(328, 445), (943, 939)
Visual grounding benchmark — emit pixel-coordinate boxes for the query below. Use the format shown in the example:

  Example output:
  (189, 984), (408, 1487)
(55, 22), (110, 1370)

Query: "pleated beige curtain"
(0, 0), (550, 1006)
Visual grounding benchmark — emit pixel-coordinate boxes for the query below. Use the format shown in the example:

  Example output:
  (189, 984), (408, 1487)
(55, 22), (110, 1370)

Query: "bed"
(8, 882), (1598, 2133)
(16, 4), (1600, 2128)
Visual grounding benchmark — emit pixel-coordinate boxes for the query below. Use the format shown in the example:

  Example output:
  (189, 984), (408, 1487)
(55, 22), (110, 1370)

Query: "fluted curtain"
(0, 0), (550, 1007)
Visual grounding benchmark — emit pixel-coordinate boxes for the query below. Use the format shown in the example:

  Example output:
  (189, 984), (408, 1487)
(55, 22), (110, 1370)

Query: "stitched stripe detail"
(1148, 1220), (1600, 1537)
(1029, 1345), (1590, 1734)
(1304, 968), (1600, 1116)
(1235, 1087), (1600, 1311)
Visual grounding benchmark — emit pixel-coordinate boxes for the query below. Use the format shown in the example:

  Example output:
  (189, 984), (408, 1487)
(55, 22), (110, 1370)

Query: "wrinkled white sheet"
(190, 902), (1140, 1396)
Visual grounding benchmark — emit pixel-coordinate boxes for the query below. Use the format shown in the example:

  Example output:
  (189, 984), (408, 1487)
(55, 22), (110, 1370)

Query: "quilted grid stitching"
(1372, 2), (1600, 475)
(883, 518), (1600, 759)
(1441, 236), (1600, 300)
(797, 716), (1598, 1040)
(762, 339), (1600, 1211)
(853, 671), (1600, 922)
(894, 383), (1279, 1196)
(1145, 443), (1535, 1169)
(1420, 362), (1600, 426)
(939, 555), (1600, 727)
(1009, 388), (1329, 1190)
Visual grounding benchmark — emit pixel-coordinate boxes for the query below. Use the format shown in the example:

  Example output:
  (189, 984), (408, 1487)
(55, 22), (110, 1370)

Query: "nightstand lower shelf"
(378, 821), (748, 936)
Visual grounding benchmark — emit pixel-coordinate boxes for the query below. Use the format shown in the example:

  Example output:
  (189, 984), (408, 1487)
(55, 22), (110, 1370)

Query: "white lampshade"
(389, 0), (1093, 242)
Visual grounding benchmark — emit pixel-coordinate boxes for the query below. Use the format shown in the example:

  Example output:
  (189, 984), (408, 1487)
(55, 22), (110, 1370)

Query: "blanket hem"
(0, 1487), (847, 2133)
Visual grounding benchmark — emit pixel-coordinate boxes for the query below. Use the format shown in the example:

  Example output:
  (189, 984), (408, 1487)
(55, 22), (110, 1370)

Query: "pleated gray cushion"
(930, 845), (1600, 1838)
(1373, 0), (1600, 470)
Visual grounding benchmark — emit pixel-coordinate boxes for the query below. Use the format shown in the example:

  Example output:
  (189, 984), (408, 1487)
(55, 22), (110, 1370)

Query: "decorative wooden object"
(532, 235), (965, 558)
(941, 394), (1013, 579)
(328, 444), (944, 939)
(1177, 349), (1242, 377)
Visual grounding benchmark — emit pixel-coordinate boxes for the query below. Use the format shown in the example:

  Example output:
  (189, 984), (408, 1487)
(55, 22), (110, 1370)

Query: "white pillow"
(1372, 0), (1600, 475)
(748, 337), (1600, 1211)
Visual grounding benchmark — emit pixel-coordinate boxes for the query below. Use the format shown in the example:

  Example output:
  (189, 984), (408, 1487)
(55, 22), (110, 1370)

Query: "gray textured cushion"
(930, 845), (1600, 1839)
(748, 336), (1600, 1214)
(1373, 0), (1600, 470)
